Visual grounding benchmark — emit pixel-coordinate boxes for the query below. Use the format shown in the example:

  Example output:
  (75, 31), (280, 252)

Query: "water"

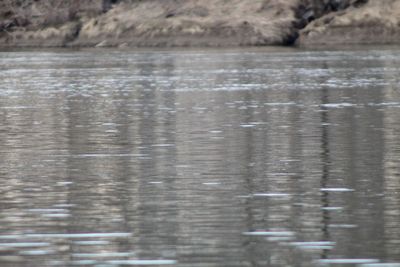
(0, 47), (400, 267)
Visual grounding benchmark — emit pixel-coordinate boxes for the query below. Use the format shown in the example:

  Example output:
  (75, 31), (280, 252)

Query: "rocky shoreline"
(0, 0), (398, 48)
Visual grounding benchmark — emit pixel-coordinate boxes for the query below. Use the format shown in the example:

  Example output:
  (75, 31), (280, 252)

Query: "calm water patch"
(1, 47), (400, 266)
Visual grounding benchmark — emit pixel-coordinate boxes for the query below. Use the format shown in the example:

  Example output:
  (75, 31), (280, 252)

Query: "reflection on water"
(1, 48), (400, 266)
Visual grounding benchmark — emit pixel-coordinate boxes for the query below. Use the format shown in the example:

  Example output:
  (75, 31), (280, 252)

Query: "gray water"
(0, 47), (400, 267)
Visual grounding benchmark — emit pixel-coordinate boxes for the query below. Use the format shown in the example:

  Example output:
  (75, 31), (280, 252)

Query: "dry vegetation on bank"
(0, 0), (398, 47)
(299, 0), (400, 45)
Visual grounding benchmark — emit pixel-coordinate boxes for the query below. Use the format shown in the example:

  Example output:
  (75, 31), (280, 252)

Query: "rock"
(303, 9), (315, 22)
(95, 40), (109, 47)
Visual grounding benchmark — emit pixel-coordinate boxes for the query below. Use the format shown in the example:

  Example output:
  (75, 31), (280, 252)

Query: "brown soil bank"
(297, 0), (400, 46)
(75, 0), (304, 47)
(0, 0), (303, 47)
(0, 0), (399, 47)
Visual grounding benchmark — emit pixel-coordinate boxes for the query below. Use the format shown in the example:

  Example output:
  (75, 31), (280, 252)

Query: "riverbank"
(0, 0), (398, 48)
(298, 0), (400, 46)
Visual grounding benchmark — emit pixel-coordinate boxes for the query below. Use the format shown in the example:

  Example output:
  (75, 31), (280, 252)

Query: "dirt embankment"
(75, 0), (303, 47)
(0, 0), (398, 47)
(298, 0), (400, 46)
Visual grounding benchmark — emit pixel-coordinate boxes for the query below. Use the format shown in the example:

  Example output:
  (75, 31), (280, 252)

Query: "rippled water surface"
(1, 48), (400, 267)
